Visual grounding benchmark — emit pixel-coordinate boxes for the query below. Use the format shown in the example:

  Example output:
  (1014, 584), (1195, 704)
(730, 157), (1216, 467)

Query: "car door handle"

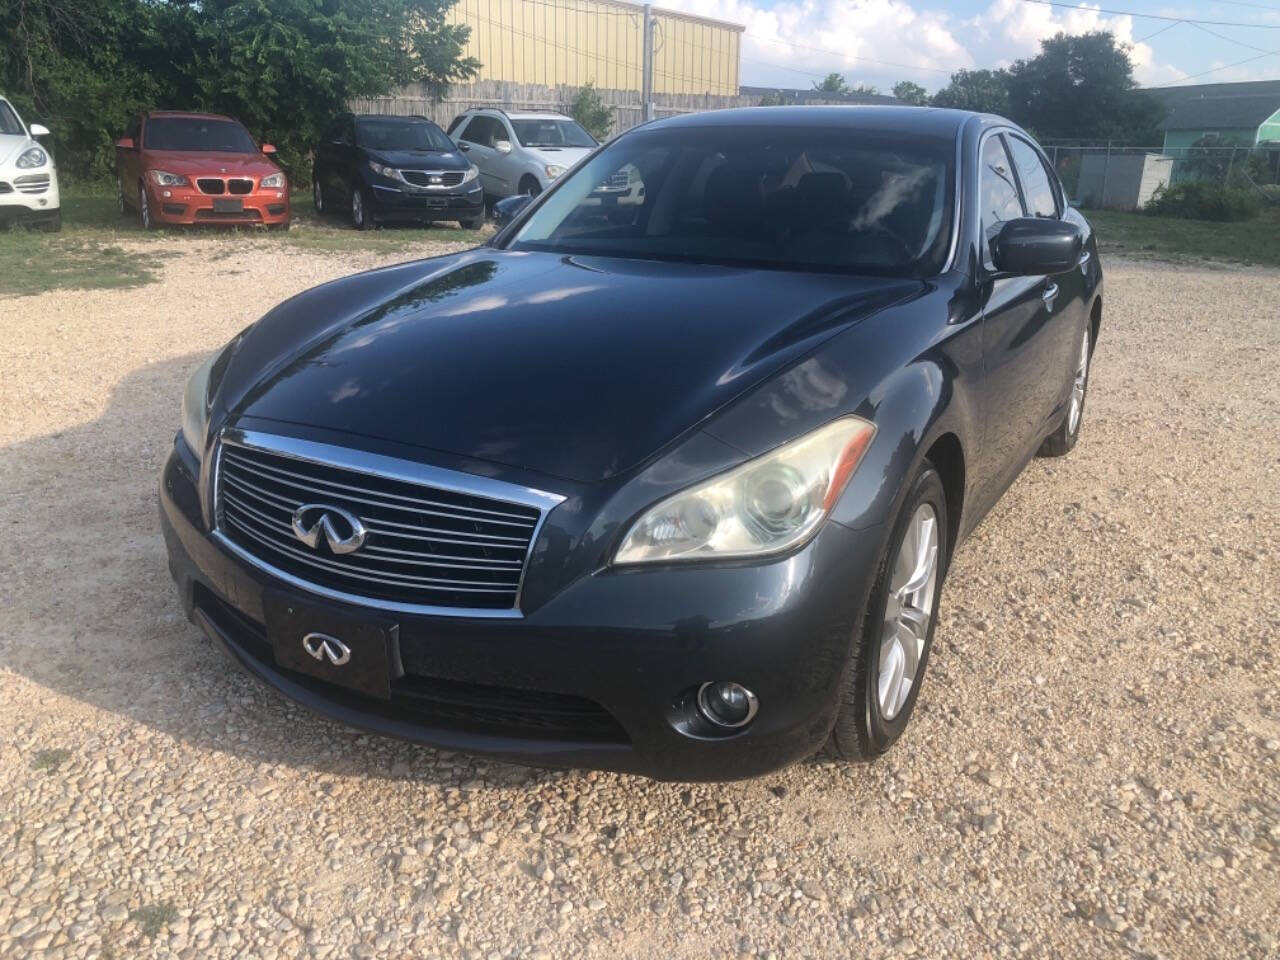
(1042, 282), (1059, 307)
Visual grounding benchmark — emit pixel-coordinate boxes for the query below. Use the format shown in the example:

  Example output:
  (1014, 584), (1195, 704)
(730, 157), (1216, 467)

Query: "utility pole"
(641, 4), (655, 122)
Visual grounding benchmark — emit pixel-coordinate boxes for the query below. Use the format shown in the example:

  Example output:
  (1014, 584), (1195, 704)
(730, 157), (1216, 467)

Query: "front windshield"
(144, 117), (258, 153)
(0, 101), (25, 136)
(511, 119), (597, 148)
(508, 125), (955, 276)
(357, 119), (455, 153)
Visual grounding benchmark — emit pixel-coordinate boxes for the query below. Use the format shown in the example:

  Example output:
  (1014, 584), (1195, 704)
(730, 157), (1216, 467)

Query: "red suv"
(115, 112), (290, 229)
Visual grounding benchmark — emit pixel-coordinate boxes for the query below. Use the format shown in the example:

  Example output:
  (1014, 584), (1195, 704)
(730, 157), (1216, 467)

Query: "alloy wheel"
(313, 179), (324, 214)
(878, 503), (940, 721)
(139, 188), (151, 230)
(1068, 328), (1090, 435)
(351, 189), (364, 227)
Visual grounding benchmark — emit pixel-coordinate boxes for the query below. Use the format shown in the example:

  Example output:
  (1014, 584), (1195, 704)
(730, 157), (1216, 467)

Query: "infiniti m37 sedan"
(160, 107), (1101, 781)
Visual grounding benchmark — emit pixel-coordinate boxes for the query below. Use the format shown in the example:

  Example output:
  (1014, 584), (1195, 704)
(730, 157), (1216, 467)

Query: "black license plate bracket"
(263, 592), (400, 700)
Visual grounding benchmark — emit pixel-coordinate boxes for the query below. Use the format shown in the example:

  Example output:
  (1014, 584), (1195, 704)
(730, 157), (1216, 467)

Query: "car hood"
(0, 133), (35, 167)
(367, 149), (470, 170)
(221, 251), (922, 483)
(139, 150), (281, 176)
(524, 145), (593, 169)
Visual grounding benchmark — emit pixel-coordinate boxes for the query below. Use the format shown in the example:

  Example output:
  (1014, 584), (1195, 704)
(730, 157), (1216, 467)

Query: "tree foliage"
(567, 82), (612, 140)
(929, 32), (1164, 143)
(812, 73), (849, 95)
(892, 80), (929, 106)
(0, 0), (479, 183)
(930, 68), (1010, 115)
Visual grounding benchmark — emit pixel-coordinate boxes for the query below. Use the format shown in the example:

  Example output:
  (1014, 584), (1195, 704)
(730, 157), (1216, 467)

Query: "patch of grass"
(30, 748), (72, 772)
(2, 187), (490, 298)
(1084, 206), (1280, 267)
(130, 902), (178, 939)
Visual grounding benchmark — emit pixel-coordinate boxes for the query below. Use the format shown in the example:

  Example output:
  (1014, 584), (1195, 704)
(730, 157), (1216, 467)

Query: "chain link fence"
(1041, 140), (1280, 211)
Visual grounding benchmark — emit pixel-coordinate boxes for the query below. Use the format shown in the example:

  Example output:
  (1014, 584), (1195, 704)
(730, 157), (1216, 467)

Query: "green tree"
(756, 90), (791, 106)
(1004, 31), (1163, 141)
(567, 82), (612, 140)
(892, 80), (929, 106)
(812, 73), (849, 95)
(930, 68), (1010, 114)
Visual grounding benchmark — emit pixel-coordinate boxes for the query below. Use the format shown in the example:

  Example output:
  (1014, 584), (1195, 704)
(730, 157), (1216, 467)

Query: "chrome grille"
(401, 170), (465, 188)
(214, 438), (552, 613)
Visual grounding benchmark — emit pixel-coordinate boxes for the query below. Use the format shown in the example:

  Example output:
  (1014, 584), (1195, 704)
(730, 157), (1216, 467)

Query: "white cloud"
(657, 0), (1197, 91)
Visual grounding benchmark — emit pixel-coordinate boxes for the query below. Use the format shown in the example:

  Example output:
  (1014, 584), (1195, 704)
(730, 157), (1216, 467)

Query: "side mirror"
(116, 137), (136, 150)
(494, 139), (513, 155)
(492, 193), (532, 227)
(992, 218), (1082, 276)
(261, 144), (277, 155)
(29, 123), (50, 137)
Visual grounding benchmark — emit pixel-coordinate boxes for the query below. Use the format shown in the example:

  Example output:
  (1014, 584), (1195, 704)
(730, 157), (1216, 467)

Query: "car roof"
(646, 105), (983, 138)
(146, 110), (238, 123)
(354, 114), (440, 124)
(464, 108), (573, 121)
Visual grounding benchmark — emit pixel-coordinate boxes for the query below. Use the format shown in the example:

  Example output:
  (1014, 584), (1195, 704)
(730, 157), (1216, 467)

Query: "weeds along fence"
(1040, 141), (1280, 211)
(349, 80), (860, 137)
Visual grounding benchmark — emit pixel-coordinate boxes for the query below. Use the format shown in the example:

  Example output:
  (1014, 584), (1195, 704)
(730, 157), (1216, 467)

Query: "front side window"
(0, 100), (24, 136)
(1006, 136), (1058, 218)
(459, 116), (501, 147)
(979, 135), (1024, 262)
(507, 125), (955, 277)
(511, 119), (597, 148)
(144, 118), (258, 153)
(356, 119), (455, 153)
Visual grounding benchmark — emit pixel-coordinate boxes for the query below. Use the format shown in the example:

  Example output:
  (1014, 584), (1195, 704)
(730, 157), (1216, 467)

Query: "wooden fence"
(349, 79), (873, 136)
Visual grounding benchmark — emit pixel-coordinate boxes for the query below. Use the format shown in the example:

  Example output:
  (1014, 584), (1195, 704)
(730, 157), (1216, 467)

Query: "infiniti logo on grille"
(291, 504), (368, 555)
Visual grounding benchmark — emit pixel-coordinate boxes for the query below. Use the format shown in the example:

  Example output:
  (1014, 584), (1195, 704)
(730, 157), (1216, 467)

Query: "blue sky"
(661, 0), (1280, 92)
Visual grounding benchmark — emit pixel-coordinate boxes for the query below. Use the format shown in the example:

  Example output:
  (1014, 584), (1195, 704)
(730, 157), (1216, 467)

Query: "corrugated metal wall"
(448, 0), (741, 96)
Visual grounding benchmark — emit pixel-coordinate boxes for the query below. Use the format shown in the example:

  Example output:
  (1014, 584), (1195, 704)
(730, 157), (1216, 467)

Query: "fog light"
(162, 189), (172, 198)
(696, 681), (758, 729)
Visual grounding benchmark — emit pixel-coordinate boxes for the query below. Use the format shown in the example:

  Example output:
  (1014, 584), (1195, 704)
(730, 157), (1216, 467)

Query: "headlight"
(614, 416), (876, 565)
(180, 334), (244, 460)
(461, 166), (479, 184)
(16, 146), (47, 168)
(368, 160), (398, 179)
(260, 172), (285, 188)
(149, 170), (189, 187)
(545, 164), (566, 179)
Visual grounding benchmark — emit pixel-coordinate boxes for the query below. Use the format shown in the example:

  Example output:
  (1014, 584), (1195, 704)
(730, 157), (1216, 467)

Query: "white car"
(0, 94), (59, 231)
(446, 109), (597, 200)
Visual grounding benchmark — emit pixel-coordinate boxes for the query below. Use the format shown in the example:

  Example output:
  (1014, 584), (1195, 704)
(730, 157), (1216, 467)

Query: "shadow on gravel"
(0, 355), (566, 789)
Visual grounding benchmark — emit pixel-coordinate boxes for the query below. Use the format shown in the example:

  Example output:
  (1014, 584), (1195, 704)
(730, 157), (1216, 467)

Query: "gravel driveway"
(1, 239), (1277, 960)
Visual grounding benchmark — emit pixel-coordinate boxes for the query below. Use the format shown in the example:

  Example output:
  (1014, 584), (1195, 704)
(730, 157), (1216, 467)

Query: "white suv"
(0, 95), (59, 231)
(447, 109), (597, 201)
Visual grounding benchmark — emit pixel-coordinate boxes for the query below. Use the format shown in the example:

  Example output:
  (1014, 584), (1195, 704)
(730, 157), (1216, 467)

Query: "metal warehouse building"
(446, 0), (743, 96)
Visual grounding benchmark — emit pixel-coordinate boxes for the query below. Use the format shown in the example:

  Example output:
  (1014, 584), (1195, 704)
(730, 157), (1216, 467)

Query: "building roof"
(1149, 80), (1280, 132)
(587, 0), (743, 31)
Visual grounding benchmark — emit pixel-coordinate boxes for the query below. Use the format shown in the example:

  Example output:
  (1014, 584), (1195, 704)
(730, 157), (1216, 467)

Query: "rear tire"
(312, 176), (326, 216)
(828, 464), (948, 762)
(1038, 325), (1091, 457)
(116, 176), (128, 214)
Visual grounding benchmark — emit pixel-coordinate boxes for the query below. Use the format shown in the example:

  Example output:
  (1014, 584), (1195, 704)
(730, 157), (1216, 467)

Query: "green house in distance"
(1152, 79), (1280, 152)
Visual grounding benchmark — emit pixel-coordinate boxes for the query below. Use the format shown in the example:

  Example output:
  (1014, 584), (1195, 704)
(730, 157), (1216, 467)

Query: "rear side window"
(1006, 136), (1058, 218)
(979, 135), (1024, 261)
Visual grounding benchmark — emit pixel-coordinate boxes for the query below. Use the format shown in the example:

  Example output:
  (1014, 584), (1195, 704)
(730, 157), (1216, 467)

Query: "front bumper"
(160, 443), (882, 780)
(0, 168), (60, 218)
(148, 183), (290, 226)
(368, 181), (485, 222)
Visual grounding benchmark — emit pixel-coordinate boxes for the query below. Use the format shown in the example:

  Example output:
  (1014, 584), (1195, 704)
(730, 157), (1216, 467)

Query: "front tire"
(828, 464), (948, 762)
(460, 217), (483, 230)
(519, 175), (542, 198)
(1038, 325), (1091, 457)
(138, 183), (155, 231)
(39, 211), (62, 232)
(351, 185), (373, 230)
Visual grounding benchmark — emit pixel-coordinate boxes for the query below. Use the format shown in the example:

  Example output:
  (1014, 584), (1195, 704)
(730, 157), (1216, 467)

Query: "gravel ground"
(0, 237), (1277, 960)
